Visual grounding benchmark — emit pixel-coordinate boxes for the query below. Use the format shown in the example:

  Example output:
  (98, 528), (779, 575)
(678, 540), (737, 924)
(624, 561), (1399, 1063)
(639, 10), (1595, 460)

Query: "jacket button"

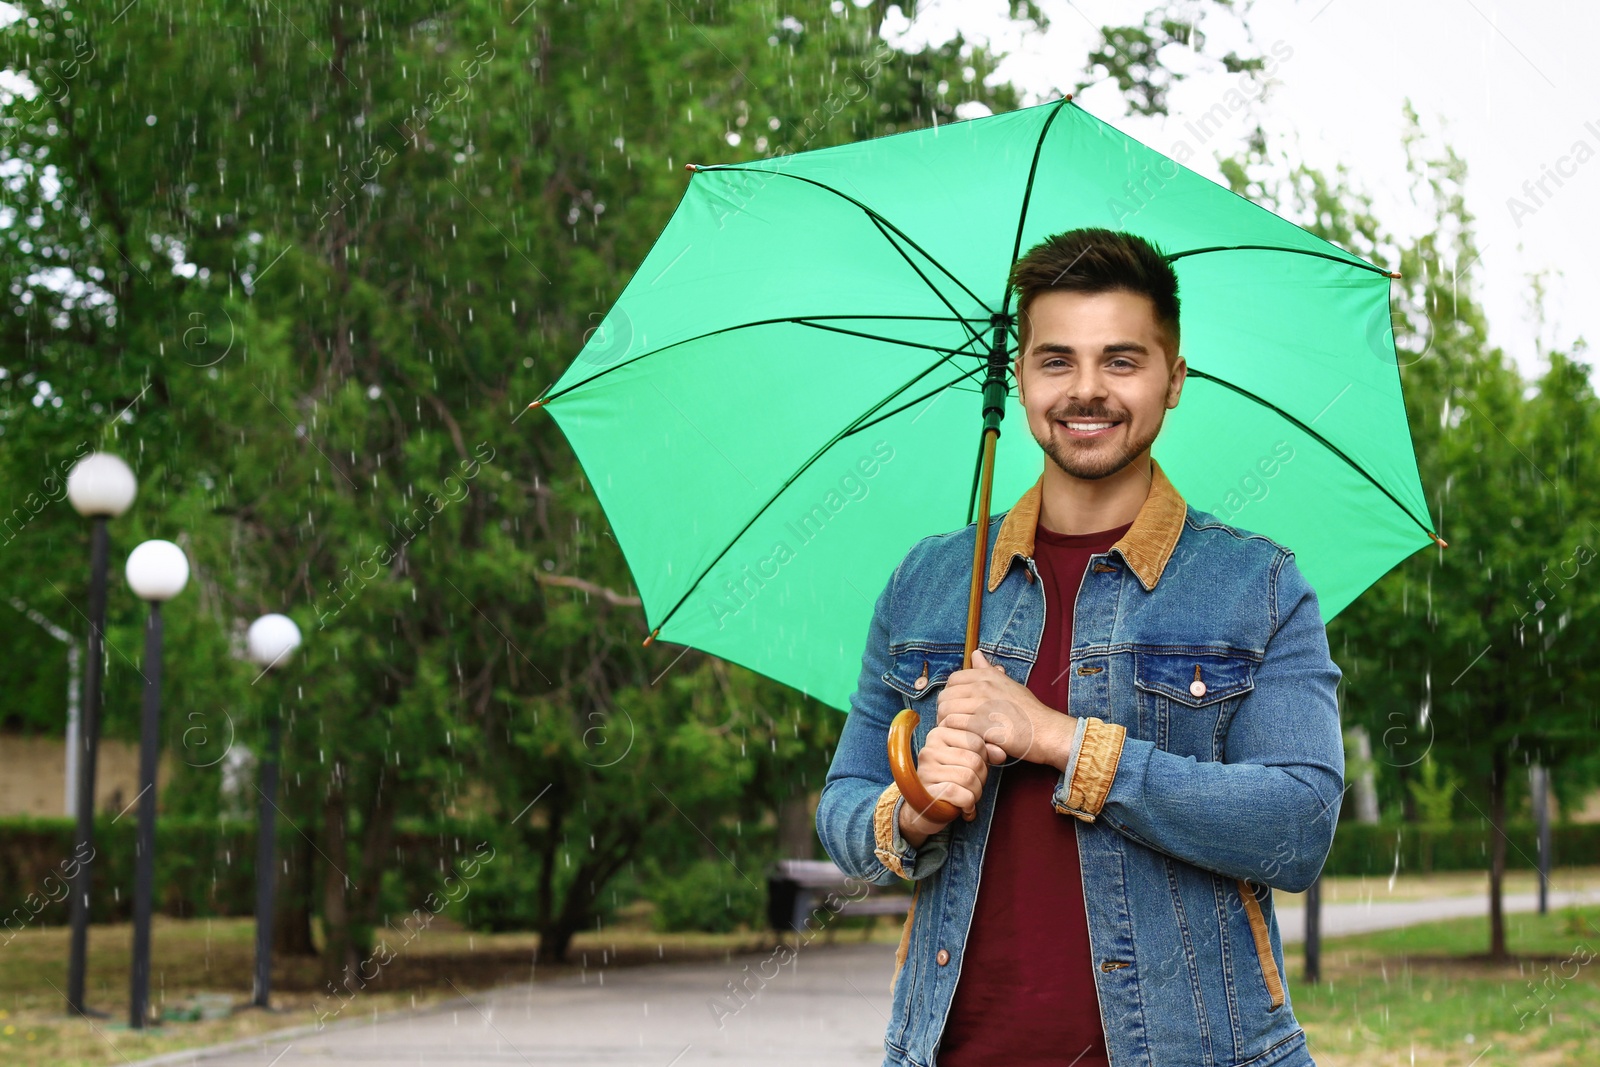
(937, 948), (951, 966)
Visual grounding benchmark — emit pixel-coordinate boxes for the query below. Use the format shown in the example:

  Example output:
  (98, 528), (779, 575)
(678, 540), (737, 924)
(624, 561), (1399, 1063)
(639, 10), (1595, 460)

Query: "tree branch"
(536, 572), (641, 606)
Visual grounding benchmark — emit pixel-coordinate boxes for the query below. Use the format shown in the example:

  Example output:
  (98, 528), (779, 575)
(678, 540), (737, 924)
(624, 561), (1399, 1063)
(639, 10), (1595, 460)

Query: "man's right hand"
(897, 724), (999, 847)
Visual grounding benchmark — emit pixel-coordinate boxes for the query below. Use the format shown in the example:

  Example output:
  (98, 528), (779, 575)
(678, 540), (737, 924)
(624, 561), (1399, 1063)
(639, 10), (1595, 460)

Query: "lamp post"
(124, 539), (189, 1030)
(63, 452), (137, 1018)
(246, 613), (301, 1009)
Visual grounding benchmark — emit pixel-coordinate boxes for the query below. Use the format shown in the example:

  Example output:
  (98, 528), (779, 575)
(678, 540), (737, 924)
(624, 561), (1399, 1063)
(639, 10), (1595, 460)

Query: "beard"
(1031, 407), (1164, 481)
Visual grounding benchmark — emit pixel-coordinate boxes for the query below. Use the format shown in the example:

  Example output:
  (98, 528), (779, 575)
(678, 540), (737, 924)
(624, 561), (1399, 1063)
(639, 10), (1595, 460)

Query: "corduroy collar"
(986, 458), (1188, 593)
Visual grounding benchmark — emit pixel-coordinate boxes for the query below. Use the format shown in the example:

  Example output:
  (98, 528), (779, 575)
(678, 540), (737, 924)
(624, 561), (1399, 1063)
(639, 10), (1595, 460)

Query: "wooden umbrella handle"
(889, 707), (972, 824)
(885, 424), (1002, 830)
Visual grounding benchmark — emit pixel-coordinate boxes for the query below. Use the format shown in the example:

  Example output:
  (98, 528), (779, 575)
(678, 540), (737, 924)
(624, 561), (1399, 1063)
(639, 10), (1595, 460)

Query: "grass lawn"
(1285, 906), (1599, 1066)
(0, 876), (1594, 1065)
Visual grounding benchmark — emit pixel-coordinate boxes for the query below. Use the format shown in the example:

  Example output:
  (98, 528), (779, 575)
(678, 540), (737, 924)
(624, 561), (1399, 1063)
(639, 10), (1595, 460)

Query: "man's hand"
(897, 720), (991, 846)
(937, 648), (1075, 771)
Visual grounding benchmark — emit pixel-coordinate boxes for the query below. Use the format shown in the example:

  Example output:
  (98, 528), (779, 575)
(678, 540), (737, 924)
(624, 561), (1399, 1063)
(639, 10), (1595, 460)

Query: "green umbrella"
(529, 94), (1442, 728)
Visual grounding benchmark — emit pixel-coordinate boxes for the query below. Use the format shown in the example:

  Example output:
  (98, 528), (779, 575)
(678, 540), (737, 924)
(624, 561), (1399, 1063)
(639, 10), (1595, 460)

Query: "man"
(816, 228), (1344, 1067)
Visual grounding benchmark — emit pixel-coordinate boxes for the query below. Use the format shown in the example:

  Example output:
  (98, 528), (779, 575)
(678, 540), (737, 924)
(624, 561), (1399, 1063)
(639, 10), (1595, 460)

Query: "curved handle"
(889, 707), (976, 825)
(886, 424), (1002, 831)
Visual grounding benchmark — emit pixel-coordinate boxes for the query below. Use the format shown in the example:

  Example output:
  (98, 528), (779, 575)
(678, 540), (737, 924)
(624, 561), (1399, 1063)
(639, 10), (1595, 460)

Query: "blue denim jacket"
(817, 459), (1344, 1067)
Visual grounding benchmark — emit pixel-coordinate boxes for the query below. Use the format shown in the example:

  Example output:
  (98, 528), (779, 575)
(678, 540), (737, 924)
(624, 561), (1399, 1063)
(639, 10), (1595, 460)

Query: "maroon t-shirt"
(936, 518), (1133, 1067)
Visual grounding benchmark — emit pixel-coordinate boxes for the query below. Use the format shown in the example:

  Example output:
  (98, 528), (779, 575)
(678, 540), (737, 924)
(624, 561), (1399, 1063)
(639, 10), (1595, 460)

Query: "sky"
(883, 0), (1598, 386)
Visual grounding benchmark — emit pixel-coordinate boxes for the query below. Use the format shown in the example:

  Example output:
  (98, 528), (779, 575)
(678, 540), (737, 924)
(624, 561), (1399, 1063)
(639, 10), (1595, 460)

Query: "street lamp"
(246, 613), (301, 1010)
(124, 538), (189, 1030)
(63, 452), (137, 1018)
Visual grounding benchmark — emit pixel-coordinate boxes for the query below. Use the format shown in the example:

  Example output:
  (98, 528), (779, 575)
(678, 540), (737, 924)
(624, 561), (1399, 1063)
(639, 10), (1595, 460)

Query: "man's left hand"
(936, 649), (1075, 771)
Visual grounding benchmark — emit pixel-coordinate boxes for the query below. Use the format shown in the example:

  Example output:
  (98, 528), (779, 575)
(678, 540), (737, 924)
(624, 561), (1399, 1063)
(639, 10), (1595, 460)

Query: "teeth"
(1065, 421), (1115, 430)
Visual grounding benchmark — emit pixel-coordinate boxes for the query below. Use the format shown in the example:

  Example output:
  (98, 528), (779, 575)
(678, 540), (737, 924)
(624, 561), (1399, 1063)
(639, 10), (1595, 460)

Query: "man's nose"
(1069, 366), (1109, 403)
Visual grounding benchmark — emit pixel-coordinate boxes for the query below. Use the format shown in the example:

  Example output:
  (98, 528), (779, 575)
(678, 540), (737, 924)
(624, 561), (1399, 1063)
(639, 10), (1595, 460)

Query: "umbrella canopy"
(531, 95), (1438, 713)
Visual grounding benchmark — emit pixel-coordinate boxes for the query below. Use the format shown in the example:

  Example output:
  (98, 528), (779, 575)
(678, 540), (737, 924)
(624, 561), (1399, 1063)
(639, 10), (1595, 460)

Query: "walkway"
(127, 885), (1600, 1066)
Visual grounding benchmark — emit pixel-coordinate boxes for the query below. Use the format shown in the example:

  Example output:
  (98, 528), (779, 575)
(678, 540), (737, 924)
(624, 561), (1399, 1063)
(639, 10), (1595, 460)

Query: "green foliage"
(0, 0), (1048, 965)
(643, 857), (766, 934)
(1322, 819), (1600, 878)
(1218, 100), (1600, 956)
(14, 0), (1579, 971)
(1079, 1), (1268, 118)
(1405, 754), (1459, 828)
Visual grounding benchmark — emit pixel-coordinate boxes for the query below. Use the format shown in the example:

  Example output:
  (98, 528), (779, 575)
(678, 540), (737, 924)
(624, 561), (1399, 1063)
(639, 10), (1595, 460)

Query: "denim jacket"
(817, 459), (1345, 1067)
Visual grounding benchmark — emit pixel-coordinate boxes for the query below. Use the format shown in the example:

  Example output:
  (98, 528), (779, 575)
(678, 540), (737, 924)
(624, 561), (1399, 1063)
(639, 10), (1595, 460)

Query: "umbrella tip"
(1387, 270), (1402, 278)
(526, 398), (544, 410)
(684, 163), (699, 172)
(1429, 530), (1449, 548)
(642, 627), (661, 647)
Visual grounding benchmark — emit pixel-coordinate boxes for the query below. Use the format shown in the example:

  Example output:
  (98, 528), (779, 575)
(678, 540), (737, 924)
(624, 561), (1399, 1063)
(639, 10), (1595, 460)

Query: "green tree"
(0, 0), (1030, 978)
(1222, 103), (1600, 961)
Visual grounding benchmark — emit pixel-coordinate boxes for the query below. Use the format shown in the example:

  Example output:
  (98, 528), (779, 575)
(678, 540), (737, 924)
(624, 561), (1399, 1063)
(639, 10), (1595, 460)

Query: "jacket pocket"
(1235, 878), (1285, 1011)
(1133, 650), (1258, 759)
(882, 644), (965, 704)
(1133, 650), (1256, 706)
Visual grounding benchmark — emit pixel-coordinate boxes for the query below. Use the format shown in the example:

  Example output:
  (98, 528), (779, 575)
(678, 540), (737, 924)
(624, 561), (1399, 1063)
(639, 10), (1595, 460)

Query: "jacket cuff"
(873, 781), (949, 879)
(1052, 716), (1128, 822)
(873, 781), (916, 877)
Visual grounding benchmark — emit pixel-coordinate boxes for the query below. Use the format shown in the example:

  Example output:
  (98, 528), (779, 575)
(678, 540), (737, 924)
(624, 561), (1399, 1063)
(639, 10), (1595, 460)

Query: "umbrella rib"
(1184, 367), (1439, 538)
(860, 214), (987, 346)
(536, 314), (979, 407)
(837, 327), (995, 439)
(690, 163), (994, 328)
(841, 360), (990, 440)
(792, 318), (983, 358)
(643, 350), (977, 640)
(1167, 244), (1395, 277)
(1000, 96), (1074, 317)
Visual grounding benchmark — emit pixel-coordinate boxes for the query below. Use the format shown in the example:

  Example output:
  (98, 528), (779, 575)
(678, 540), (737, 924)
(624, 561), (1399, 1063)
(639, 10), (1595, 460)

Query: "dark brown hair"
(1007, 228), (1180, 365)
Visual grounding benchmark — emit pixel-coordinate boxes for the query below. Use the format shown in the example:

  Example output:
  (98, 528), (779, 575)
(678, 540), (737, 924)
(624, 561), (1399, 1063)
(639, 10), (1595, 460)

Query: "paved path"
(129, 941), (896, 1066)
(128, 887), (1600, 1066)
(1275, 885), (1600, 943)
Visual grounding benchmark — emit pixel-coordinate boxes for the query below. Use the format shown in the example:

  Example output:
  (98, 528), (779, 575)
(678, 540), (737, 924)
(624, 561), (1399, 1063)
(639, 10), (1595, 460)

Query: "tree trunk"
(1347, 726), (1381, 824)
(538, 917), (578, 965)
(1488, 747), (1508, 963)
(1396, 762), (1418, 824)
(273, 831), (318, 956)
(536, 823), (641, 965)
(351, 772), (398, 934)
(777, 788), (817, 858)
(319, 781), (359, 988)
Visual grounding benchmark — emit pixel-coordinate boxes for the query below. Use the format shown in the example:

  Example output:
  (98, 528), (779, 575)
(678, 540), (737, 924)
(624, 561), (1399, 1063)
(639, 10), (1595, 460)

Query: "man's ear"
(1166, 355), (1186, 408)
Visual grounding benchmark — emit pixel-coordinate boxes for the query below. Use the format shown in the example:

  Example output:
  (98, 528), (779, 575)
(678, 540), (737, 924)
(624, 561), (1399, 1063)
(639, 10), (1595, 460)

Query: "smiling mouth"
(1057, 419), (1122, 438)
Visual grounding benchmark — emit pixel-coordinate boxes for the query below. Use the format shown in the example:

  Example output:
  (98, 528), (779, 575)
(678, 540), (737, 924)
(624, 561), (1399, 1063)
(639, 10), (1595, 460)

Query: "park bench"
(766, 858), (913, 938)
